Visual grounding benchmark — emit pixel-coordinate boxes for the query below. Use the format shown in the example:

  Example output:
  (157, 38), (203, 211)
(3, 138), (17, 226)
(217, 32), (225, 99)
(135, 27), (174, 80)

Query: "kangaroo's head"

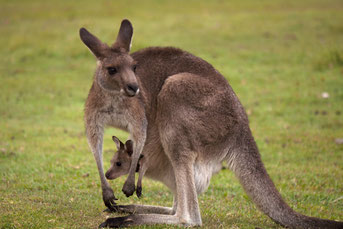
(105, 136), (133, 180)
(79, 19), (139, 97)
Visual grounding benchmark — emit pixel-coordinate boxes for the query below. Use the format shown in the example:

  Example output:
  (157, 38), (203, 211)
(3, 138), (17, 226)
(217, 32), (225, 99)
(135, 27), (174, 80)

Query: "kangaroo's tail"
(226, 130), (343, 229)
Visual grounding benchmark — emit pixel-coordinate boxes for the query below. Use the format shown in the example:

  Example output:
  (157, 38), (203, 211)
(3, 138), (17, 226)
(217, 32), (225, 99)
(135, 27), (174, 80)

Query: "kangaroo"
(79, 19), (343, 228)
(105, 136), (174, 216)
(80, 19), (147, 212)
(105, 136), (146, 198)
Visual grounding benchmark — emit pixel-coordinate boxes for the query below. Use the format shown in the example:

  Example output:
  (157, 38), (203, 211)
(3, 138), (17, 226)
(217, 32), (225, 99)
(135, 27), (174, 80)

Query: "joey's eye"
(107, 67), (117, 75)
(116, 162), (121, 167)
(132, 65), (137, 73)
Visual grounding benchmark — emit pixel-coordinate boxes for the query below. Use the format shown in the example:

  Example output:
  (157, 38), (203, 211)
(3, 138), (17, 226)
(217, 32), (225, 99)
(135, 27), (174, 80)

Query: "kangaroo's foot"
(99, 216), (129, 228)
(99, 214), (197, 228)
(102, 187), (118, 211)
(103, 204), (175, 215)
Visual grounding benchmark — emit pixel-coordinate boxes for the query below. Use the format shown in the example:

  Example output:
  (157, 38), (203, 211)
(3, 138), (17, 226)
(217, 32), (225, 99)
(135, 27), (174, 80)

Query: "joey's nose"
(125, 84), (139, 97)
(105, 171), (111, 179)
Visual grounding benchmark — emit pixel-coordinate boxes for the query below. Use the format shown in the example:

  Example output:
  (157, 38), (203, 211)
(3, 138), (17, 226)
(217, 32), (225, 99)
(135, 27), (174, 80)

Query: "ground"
(0, 0), (342, 228)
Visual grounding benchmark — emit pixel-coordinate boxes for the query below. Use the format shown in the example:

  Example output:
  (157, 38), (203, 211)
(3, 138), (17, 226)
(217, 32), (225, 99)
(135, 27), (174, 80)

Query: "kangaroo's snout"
(105, 170), (117, 180)
(125, 83), (139, 97)
(105, 170), (110, 179)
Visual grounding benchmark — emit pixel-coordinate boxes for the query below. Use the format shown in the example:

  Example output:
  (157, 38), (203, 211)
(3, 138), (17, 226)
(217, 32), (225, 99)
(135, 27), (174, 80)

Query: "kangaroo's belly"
(144, 148), (177, 193)
(145, 157), (222, 195)
(145, 166), (176, 193)
(194, 161), (222, 194)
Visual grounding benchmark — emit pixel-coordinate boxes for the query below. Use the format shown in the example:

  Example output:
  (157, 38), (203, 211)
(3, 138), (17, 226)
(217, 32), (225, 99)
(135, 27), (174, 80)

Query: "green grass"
(1, 0), (342, 228)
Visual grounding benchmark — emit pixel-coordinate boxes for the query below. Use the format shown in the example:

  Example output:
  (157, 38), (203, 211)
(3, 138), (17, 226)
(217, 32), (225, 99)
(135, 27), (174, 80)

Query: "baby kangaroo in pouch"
(105, 136), (146, 198)
(80, 19), (343, 228)
(105, 136), (174, 216)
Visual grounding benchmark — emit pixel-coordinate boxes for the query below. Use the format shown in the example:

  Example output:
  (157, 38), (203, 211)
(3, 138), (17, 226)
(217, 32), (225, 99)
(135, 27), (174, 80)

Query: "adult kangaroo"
(79, 19), (343, 228)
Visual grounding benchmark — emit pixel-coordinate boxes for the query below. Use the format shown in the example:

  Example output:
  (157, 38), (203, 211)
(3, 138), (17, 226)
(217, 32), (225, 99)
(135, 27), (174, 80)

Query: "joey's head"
(79, 19), (139, 97)
(105, 136), (134, 180)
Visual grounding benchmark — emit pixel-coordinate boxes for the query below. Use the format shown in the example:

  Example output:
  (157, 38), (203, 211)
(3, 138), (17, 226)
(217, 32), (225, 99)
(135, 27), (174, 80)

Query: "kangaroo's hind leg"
(99, 135), (201, 227)
(99, 73), (205, 228)
(99, 153), (201, 227)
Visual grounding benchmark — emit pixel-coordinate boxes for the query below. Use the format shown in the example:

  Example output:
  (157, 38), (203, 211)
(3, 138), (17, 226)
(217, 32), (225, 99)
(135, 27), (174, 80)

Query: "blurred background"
(0, 0), (342, 228)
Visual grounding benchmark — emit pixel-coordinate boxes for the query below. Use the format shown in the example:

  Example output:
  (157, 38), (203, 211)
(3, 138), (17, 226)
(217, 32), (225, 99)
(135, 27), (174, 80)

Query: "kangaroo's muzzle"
(125, 84), (139, 97)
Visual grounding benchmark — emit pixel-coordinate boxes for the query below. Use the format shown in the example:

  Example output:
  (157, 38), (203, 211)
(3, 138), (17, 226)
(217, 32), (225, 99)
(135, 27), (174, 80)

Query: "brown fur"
(105, 136), (146, 198)
(80, 19), (343, 228)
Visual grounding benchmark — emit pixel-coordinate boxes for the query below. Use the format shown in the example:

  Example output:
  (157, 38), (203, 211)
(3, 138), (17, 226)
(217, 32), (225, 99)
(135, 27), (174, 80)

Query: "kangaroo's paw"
(136, 185), (142, 198)
(99, 216), (133, 228)
(102, 187), (118, 211)
(122, 179), (135, 197)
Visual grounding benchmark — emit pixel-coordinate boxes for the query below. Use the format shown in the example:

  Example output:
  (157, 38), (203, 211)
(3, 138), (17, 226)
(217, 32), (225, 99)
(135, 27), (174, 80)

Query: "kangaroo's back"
(131, 46), (246, 121)
(132, 47), (218, 81)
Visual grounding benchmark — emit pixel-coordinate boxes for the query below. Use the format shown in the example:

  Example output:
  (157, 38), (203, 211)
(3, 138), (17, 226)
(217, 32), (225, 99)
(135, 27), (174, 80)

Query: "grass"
(0, 0), (342, 228)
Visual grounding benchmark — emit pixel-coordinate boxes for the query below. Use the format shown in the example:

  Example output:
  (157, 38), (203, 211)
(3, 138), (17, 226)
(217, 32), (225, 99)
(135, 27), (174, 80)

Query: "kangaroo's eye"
(132, 65), (137, 73)
(116, 162), (121, 167)
(107, 67), (117, 75)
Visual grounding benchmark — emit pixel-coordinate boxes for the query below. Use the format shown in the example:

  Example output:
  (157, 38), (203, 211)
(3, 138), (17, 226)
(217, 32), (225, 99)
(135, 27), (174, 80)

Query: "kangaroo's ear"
(124, 140), (134, 157)
(112, 19), (133, 52)
(79, 28), (108, 59)
(112, 136), (124, 151)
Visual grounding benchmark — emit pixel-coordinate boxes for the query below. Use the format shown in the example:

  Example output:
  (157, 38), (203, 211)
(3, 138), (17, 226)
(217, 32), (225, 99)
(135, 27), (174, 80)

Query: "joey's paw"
(122, 180), (135, 197)
(102, 188), (118, 211)
(136, 186), (142, 198)
(99, 216), (133, 228)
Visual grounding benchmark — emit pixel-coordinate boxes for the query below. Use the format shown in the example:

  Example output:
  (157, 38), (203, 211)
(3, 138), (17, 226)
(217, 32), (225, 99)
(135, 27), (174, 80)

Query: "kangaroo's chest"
(99, 100), (130, 131)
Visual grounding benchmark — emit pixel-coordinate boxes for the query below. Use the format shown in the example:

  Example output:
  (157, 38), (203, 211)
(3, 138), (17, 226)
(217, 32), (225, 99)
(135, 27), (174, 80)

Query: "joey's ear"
(112, 19), (133, 52)
(79, 28), (108, 58)
(112, 136), (124, 150)
(124, 140), (134, 156)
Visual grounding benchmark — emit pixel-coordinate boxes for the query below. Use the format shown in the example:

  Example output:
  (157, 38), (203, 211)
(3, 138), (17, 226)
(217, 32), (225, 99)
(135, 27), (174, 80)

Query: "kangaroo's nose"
(105, 171), (110, 179)
(125, 84), (139, 97)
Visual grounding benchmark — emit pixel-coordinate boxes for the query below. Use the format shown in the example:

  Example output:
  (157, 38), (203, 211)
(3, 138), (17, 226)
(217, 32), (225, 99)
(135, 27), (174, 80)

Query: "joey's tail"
(227, 131), (342, 229)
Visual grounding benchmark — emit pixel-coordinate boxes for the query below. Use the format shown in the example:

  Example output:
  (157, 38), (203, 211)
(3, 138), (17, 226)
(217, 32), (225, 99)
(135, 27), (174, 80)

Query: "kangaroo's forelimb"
(85, 116), (118, 211)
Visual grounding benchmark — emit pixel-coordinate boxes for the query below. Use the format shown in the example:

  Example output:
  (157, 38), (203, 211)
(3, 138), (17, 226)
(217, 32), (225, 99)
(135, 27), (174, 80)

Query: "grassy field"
(1, 0), (342, 228)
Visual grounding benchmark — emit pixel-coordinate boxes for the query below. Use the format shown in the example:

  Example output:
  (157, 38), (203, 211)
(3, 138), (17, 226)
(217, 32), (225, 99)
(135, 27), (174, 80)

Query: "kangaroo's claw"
(136, 185), (142, 198)
(103, 187), (118, 211)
